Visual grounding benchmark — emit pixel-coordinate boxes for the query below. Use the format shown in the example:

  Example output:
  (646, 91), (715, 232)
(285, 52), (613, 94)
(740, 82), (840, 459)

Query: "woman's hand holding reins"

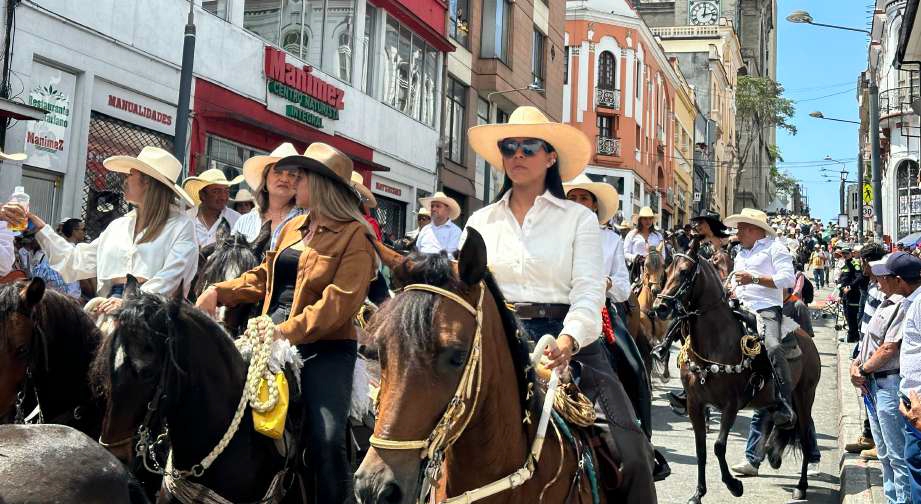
(545, 334), (577, 370)
(196, 286), (220, 318)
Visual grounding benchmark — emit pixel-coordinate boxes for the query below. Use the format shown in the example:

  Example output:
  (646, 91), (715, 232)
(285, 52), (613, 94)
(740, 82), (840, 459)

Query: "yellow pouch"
(252, 372), (289, 439)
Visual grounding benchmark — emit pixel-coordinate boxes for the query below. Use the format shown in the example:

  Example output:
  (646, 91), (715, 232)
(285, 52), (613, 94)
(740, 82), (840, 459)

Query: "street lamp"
(486, 80), (544, 103)
(785, 10), (871, 34)
(809, 111), (861, 125)
(824, 156), (849, 216)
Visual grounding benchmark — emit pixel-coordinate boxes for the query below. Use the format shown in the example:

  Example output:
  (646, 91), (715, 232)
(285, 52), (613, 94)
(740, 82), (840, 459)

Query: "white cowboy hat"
(723, 208), (776, 237)
(103, 146), (195, 207)
(0, 150), (27, 161)
(419, 192), (461, 221)
(637, 206), (656, 219)
(241, 142), (300, 191)
(231, 188), (255, 203)
(350, 171), (377, 208)
(417, 207), (431, 217)
(182, 168), (244, 206)
(563, 174), (619, 225)
(467, 106), (592, 182)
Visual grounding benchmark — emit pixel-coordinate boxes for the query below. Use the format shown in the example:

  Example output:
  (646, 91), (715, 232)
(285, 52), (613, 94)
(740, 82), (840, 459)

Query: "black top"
(268, 247), (302, 324)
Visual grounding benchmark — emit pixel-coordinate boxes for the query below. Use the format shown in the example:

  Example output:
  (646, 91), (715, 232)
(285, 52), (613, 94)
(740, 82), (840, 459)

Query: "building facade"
(672, 57), (697, 224)
(3, 0), (452, 239)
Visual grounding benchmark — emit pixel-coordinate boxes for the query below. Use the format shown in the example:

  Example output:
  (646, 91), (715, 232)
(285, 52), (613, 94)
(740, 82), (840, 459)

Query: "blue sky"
(775, 0), (869, 221)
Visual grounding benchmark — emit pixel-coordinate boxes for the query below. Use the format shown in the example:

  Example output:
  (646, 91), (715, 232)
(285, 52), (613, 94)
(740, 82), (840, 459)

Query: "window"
(635, 125), (641, 148)
(598, 51), (616, 90)
(362, 6), (377, 94)
(897, 160), (921, 237)
(564, 46), (570, 85)
(449, 0), (470, 47)
(244, 0), (284, 45)
(202, 0), (229, 19)
(446, 77), (467, 164)
(382, 17), (439, 127)
(531, 28), (546, 89)
(325, 5), (356, 82)
(481, 0), (511, 63)
(597, 115), (612, 138)
(635, 60), (642, 99)
(496, 108), (510, 123)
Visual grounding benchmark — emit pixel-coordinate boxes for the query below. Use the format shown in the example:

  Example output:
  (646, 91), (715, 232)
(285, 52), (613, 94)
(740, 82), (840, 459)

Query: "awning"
(0, 98), (46, 121)
(898, 231), (921, 246)
(897, 0), (921, 65)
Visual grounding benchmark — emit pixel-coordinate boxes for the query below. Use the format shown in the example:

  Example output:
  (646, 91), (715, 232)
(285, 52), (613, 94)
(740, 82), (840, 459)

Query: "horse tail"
(765, 417), (803, 470)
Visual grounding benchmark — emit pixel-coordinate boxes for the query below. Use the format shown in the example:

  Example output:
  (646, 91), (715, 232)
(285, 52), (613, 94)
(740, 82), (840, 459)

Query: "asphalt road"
(650, 288), (842, 504)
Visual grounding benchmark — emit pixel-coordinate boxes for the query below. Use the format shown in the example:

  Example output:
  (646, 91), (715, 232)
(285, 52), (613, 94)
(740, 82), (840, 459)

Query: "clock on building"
(689, 0), (720, 25)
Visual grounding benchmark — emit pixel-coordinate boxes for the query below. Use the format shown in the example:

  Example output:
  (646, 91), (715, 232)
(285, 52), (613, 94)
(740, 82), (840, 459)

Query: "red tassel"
(601, 307), (616, 345)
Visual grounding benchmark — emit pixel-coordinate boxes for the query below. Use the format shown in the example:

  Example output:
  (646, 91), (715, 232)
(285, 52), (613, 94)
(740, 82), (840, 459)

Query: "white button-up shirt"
(731, 236), (795, 311)
(35, 208), (199, 297)
(0, 222), (13, 276)
(900, 285), (921, 394)
(188, 206), (241, 248)
(623, 229), (664, 264)
(601, 227), (630, 303)
(416, 220), (462, 255)
(463, 190), (604, 349)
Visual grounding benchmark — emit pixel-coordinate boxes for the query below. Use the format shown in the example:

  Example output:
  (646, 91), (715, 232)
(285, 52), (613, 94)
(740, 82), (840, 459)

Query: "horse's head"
(195, 232), (262, 298)
(356, 229), (533, 504)
(643, 241), (667, 296)
(653, 237), (700, 320)
(0, 279), (45, 420)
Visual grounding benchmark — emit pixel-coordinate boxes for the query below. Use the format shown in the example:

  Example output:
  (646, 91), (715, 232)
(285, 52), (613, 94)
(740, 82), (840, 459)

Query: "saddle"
(730, 304), (802, 360)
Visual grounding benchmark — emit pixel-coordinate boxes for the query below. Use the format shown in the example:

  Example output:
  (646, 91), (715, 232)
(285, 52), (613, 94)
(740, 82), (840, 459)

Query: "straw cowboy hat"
(637, 206), (656, 219)
(419, 192), (461, 221)
(467, 106), (592, 181)
(241, 142), (301, 190)
(231, 188), (255, 203)
(723, 208), (776, 237)
(0, 150), (26, 161)
(103, 146), (195, 207)
(350, 171), (377, 208)
(417, 207), (431, 217)
(181, 168), (244, 206)
(275, 142), (357, 196)
(616, 219), (632, 231)
(563, 173), (619, 225)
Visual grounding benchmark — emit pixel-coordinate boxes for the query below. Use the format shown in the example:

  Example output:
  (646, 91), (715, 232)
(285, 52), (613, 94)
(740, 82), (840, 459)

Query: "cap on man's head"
(886, 251), (921, 280)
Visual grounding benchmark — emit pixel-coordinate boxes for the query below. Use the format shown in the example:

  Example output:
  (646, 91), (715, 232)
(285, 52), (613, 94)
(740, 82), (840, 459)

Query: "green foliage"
(770, 166), (799, 197)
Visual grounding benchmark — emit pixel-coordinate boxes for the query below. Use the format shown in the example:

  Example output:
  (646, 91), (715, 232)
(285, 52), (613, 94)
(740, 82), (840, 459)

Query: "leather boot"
(772, 368), (797, 430)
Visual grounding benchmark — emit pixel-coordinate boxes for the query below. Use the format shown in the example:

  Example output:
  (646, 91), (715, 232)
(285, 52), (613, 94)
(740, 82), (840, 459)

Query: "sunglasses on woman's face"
(497, 138), (546, 158)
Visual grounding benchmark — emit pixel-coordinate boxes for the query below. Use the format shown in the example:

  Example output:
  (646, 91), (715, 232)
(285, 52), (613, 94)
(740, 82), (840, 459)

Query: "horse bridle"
(655, 252), (701, 318)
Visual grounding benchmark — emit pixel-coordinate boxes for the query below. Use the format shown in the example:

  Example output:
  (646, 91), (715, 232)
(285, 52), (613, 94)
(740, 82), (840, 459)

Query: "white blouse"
(35, 208), (199, 297)
(188, 206), (241, 247)
(463, 190), (604, 349)
(0, 222), (13, 276)
(623, 229), (664, 264)
(601, 228), (630, 303)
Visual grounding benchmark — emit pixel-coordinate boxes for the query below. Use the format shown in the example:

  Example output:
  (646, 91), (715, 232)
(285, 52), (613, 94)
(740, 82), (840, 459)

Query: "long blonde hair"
(134, 173), (175, 244)
(307, 173), (375, 238)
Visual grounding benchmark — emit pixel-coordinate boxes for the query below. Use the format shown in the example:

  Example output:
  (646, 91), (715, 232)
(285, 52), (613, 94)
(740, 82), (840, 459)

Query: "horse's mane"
(196, 233), (262, 297)
(369, 252), (538, 419)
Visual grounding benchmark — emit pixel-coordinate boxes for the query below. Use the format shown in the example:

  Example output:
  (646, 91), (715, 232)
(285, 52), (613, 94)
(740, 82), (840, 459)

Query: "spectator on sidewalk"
(809, 244), (828, 289)
(893, 251), (921, 503)
(851, 254), (911, 503)
(839, 247), (864, 344)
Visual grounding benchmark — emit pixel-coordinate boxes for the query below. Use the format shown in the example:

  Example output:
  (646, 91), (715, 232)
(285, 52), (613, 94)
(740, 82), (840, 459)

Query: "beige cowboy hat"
(103, 146), (195, 207)
(418, 206), (431, 217)
(467, 106), (592, 182)
(275, 142), (357, 197)
(637, 206), (656, 219)
(563, 174), (619, 225)
(723, 208), (776, 237)
(0, 150), (27, 161)
(231, 188), (255, 203)
(350, 171), (377, 208)
(616, 219), (631, 231)
(241, 142), (301, 190)
(419, 192), (461, 220)
(181, 168), (244, 206)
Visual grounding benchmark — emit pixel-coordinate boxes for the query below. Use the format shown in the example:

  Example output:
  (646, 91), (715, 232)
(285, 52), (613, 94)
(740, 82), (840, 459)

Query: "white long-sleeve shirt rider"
(731, 236), (796, 311)
(601, 227), (630, 303)
(623, 228), (664, 264)
(415, 220), (462, 255)
(34, 207), (199, 297)
(0, 222), (13, 276)
(188, 206), (241, 247)
(463, 190), (604, 350)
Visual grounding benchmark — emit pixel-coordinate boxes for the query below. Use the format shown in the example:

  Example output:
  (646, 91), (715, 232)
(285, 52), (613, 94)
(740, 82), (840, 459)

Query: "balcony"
(879, 86), (918, 118)
(650, 25), (720, 39)
(596, 136), (622, 157)
(595, 87), (621, 111)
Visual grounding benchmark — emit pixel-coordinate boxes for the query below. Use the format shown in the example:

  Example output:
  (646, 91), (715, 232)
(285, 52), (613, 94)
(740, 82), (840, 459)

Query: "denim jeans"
(813, 269), (825, 289)
(904, 416), (921, 504)
(866, 375), (910, 504)
(745, 409), (821, 467)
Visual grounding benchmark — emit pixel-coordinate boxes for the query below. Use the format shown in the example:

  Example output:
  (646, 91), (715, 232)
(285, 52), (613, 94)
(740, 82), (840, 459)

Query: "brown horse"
(652, 239), (821, 503)
(628, 242), (670, 377)
(355, 230), (653, 504)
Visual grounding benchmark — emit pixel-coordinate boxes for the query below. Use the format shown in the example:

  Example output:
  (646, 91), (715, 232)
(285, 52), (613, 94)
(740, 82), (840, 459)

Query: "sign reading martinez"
(264, 46), (345, 131)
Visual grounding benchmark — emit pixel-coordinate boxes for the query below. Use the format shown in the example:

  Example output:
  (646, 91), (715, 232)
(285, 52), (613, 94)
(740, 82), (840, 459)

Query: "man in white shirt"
(0, 220), (14, 277)
(182, 168), (243, 247)
(415, 192), (462, 255)
(725, 208), (797, 429)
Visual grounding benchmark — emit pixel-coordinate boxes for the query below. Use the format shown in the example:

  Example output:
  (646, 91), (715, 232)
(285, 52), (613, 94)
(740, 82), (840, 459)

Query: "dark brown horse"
(355, 230), (653, 504)
(652, 239), (821, 503)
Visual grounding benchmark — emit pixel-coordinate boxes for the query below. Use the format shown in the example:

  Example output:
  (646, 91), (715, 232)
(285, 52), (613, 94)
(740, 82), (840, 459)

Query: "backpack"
(801, 276), (815, 305)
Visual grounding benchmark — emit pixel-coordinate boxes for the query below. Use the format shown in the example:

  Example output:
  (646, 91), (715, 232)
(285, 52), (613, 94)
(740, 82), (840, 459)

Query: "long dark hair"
(494, 142), (565, 202)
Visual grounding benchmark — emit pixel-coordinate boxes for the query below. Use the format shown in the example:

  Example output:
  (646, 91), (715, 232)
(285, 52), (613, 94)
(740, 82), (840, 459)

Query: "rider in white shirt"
(0, 221), (13, 277)
(182, 168), (243, 247)
(624, 207), (665, 283)
(725, 208), (797, 429)
(415, 192), (462, 255)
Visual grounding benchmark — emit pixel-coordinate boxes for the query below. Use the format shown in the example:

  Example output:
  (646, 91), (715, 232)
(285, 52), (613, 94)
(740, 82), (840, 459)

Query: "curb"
(836, 342), (883, 503)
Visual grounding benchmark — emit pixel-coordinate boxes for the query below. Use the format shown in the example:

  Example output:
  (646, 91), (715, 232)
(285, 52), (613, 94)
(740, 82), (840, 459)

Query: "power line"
(793, 88), (858, 103)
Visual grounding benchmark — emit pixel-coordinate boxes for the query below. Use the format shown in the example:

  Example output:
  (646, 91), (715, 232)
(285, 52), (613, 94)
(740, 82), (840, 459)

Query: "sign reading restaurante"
(264, 46), (345, 129)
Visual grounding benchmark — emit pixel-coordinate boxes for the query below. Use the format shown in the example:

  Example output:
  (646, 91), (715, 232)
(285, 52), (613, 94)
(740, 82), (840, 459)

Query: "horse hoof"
(726, 478), (743, 497)
(792, 488), (806, 501)
(687, 496), (702, 504)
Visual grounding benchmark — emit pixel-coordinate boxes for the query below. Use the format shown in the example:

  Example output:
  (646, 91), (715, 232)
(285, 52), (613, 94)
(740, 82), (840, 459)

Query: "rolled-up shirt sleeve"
(0, 222), (13, 276)
(35, 225), (99, 283)
(140, 218), (199, 297)
(564, 210), (605, 349)
(770, 240), (796, 290)
(608, 232), (630, 303)
(623, 230), (639, 264)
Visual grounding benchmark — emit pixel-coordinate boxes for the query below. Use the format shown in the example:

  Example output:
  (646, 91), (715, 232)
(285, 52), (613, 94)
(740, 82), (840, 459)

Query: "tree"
(733, 76), (797, 198)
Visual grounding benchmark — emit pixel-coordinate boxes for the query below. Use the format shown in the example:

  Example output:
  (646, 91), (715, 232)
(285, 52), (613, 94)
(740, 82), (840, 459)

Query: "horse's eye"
(448, 349), (468, 368)
(14, 345), (29, 360)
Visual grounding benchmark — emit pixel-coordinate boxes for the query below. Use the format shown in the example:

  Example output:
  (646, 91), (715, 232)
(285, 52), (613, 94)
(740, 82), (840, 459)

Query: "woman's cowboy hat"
(241, 142), (301, 190)
(275, 142), (357, 196)
(350, 171), (377, 208)
(231, 188), (255, 203)
(181, 168), (244, 206)
(563, 173), (619, 224)
(0, 150), (26, 161)
(723, 208), (776, 237)
(103, 146), (195, 207)
(691, 209), (731, 238)
(419, 192), (461, 220)
(637, 206), (656, 219)
(417, 207), (431, 217)
(467, 106), (592, 181)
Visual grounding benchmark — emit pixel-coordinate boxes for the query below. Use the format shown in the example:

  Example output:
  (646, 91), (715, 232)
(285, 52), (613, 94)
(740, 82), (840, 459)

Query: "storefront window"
(382, 17), (438, 127)
(897, 159), (921, 238)
(205, 135), (268, 192)
(322, 0), (356, 82)
(449, 0), (470, 48)
(446, 76), (467, 164)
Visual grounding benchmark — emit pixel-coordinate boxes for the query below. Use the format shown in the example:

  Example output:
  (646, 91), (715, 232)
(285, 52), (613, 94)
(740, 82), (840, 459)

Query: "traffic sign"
(863, 206), (875, 218)
(863, 184), (873, 204)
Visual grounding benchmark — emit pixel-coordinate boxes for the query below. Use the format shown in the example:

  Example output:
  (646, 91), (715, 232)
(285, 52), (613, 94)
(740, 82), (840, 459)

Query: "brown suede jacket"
(213, 213), (376, 344)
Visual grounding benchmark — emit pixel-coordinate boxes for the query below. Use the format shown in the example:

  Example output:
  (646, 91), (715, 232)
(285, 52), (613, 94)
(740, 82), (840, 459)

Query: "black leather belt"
(512, 303), (570, 320)
(873, 369), (900, 379)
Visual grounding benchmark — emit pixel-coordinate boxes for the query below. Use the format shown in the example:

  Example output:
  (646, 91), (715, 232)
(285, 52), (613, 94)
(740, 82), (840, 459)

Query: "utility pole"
(857, 150), (865, 239)
(868, 71), (883, 240)
(173, 1), (196, 174)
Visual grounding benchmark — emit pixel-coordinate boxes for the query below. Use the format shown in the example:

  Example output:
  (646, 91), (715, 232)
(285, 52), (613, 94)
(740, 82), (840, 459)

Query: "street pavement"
(650, 286), (842, 503)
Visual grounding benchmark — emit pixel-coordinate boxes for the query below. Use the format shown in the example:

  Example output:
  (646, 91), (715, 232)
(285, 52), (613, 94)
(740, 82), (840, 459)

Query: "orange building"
(564, 1), (688, 229)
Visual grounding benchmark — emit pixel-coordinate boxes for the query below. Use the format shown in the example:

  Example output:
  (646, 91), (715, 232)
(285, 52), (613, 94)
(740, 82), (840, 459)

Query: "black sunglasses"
(497, 138), (547, 158)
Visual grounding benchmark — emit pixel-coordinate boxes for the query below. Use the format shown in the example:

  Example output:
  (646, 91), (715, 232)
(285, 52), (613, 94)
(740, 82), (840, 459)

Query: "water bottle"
(9, 186), (29, 232)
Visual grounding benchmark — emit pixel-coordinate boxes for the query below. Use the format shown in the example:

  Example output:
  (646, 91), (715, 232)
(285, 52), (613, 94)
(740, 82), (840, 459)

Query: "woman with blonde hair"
(0, 147), (198, 311)
(196, 142), (377, 502)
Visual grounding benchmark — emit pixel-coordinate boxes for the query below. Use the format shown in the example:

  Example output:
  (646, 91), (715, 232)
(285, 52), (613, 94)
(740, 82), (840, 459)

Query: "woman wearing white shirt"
(624, 207), (664, 282)
(233, 143), (303, 249)
(0, 147), (199, 313)
(0, 221), (13, 277)
(466, 106), (656, 500)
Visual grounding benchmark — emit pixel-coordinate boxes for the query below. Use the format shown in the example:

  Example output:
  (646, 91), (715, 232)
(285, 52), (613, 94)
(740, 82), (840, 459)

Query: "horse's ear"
(657, 240), (666, 254)
(172, 280), (186, 302)
(20, 277), (45, 309)
(457, 227), (487, 286)
(124, 275), (141, 299)
(688, 235), (702, 256)
(215, 218), (231, 245)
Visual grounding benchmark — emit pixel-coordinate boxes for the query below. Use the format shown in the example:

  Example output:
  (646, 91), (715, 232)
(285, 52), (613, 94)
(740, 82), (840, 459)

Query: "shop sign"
(375, 181), (402, 197)
(371, 174), (411, 203)
(24, 61), (76, 173)
(264, 46), (345, 131)
(92, 79), (177, 136)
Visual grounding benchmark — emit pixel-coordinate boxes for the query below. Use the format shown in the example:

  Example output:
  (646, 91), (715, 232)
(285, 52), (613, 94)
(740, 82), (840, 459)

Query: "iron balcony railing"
(596, 135), (622, 157)
(879, 85), (919, 117)
(595, 87), (621, 110)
